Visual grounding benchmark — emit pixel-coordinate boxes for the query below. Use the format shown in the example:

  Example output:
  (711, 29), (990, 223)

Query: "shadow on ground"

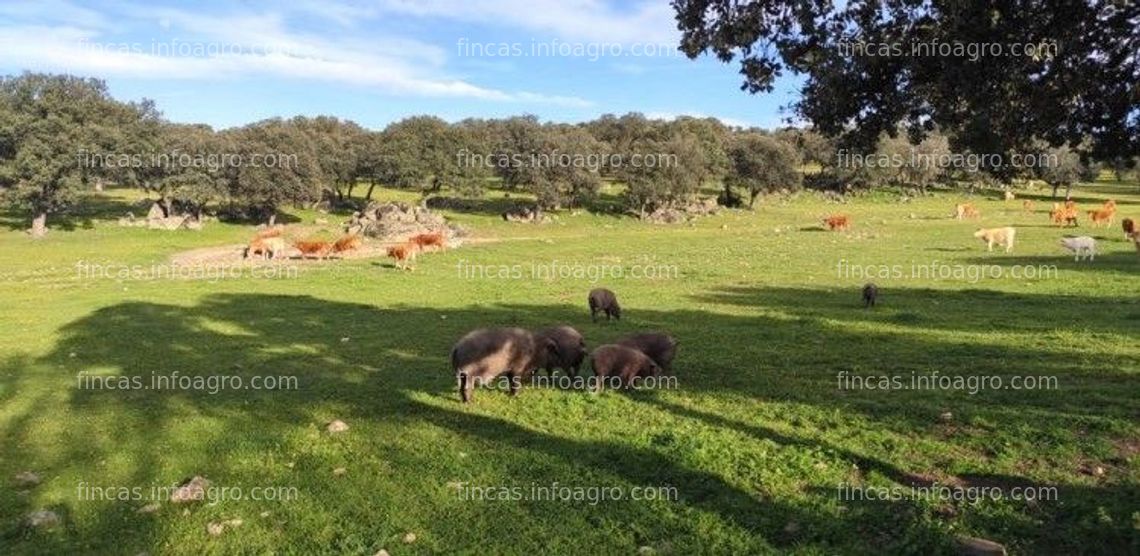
(1, 291), (1136, 553)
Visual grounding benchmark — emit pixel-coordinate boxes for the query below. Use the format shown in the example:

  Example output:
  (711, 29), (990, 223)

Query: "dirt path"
(167, 237), (500, 267)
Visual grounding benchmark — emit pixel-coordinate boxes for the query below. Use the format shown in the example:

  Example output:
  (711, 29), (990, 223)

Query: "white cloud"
(371, 0), (678, 45)
(0, 2), (593, 108)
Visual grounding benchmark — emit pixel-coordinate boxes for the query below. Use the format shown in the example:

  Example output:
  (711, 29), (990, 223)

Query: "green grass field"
(1, 181), (1137, 555)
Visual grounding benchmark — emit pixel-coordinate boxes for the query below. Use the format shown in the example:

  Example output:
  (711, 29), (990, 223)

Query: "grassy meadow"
(1, 180), (1138, 555)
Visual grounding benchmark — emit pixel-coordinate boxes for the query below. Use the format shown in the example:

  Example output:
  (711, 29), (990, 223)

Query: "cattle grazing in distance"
(386, 243), (419, 270)
(823, 214), (851, 230)
(974, 227), (1016, 252)
(955, 203), (980, 220)
(294, 240), (334, 260)
(1059, 236), (1096, 261)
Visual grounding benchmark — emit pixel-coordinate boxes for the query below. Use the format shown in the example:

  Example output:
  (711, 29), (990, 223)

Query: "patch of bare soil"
(169, 238), (460, 268)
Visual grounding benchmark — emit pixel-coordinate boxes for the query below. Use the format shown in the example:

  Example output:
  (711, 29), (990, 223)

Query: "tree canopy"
(672, 0), (1139, 168)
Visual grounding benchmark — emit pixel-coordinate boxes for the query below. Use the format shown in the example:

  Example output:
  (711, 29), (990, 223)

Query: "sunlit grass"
(0, 181), (1137, 555)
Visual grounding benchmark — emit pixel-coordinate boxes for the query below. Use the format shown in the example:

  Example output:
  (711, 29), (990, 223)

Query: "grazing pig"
(451, 328), (556, 403)
(616, 332), (677, 375)
(533, 325), (587, 377)
(862, 283), (878, 308)
(588, 288), (621, 322)
(589, 345), (660, 392)
(1122, 218), (1135, 240)
(1059, 236), (1097, 261)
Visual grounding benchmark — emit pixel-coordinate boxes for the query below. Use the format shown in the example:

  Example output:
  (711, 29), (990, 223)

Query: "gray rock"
(25, 509), (59, 529)
(170, 476), (211, 503)
(14, 471), (40, 487)
(137, 503), (161, 514)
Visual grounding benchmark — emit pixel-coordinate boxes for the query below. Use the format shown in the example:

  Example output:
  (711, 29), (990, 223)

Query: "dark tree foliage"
(0, 73), (142, 236)
(673, 0), (1140, 174)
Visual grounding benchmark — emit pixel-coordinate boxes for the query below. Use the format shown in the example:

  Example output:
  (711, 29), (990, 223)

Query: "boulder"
(25, 510), (59, 529)
(502, 204), (547, 223)
(644, 208), (687, 224)
(344, 202), (463, 241)
(146, 203), (166, 220)
(170, 476), (211, 503)
(424, 196), (479, 211)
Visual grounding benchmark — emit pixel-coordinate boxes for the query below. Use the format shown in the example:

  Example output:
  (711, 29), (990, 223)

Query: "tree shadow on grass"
(959, 252), (1139, 276)
(636, 396), (1139, 554)
(420, 196), (521, 217)
(1, 293), (1135, 553)
(694, 285), (1140, 337)
(0, 193), (141, 233)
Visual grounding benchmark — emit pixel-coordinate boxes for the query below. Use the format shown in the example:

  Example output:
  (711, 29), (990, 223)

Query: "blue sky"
(0, 0), (804, 131)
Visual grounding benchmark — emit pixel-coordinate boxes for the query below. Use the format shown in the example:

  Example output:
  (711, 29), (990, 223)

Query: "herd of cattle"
(823, 196), (1136, 260)
(242, 226), (362, 260)
(241, 226), (449, 269)
(451, 288), (676, 402)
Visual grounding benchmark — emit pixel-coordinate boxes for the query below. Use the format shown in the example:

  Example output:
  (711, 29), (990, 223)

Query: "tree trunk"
(365, 179), (377, 201)
(94, 178), (104, 192)
(160, 196), (174, 218)
(347, 182), (357, 199)
(748, 190), (759, 208)
(267, 212), (277, 226)
(30, 212), (48, 238)
(1051, 184), (1059, 199)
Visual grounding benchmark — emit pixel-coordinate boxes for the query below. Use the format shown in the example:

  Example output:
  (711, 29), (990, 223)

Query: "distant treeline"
(1, 72), (1136, 236)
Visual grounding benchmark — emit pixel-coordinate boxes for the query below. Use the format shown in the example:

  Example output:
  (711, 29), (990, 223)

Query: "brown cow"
(386, 242), (419, 270)
(823, 214), (850, 230)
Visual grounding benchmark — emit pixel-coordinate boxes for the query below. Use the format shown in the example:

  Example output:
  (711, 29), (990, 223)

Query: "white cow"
(1059, 236), (1096, 261)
